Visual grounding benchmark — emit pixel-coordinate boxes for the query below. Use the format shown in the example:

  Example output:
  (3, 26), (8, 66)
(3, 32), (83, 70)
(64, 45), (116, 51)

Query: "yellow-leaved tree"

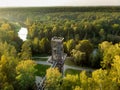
(45, 68), (62, 90)
(110, 55), (120, 89)
(62, 74), (79, 90)
(16, 60), (37, 90)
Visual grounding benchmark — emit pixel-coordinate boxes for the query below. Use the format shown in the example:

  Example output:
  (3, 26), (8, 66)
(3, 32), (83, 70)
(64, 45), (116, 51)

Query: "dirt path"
(35, 61), (51, 65)
(35, 60), (94, 72)
(34, 57), (95, 88)
(32, 56), (50, 59)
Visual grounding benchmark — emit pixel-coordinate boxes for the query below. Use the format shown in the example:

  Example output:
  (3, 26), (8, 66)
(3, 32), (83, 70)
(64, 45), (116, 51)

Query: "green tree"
(91, 69), (117, 90)
(74, 34), (80, 42)
(90, 49), (101, 68)
(112, 24), (120, 35)
(75, 40), (93, 56)
(16, 60), (37, 90)
(39, 37), (50, 53)
(62, 74), (79, 90)
(2, 82), (14, 90)
(98, 41), (112, 54)
(28, 23), (37, 39)
(101, 43), (120, 69)
(71, 49), (86, 66)
(32, 37), (39, 53)
(110, 55), (120, 88)
(0, 55), (18, 90)
(1, 23), (11, 31)
(99, 28), (105, 41)
(25, 17), (32, 26)
(75, 40), (93, 65)
(92, 69), (108, 89)
(45, 68), (62, 90)
(0, 42), (17, 58)
(74, 86), (82, 90)
(83, 22), (92, 39)
(79, 71), (88, 89)
(66, 39), (75, 55)
(20, 40), (32, 60)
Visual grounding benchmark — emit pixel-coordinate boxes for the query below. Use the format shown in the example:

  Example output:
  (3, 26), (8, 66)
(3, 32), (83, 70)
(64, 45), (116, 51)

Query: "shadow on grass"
(32, 58), (48, 61)
(65, 69), (92, 77)
(35, 64), (50, 76)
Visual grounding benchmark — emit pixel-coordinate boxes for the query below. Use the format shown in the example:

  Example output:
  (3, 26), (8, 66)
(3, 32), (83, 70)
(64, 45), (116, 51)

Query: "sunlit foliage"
(46, 68), (62, 89)
(16, 60), (37, 90)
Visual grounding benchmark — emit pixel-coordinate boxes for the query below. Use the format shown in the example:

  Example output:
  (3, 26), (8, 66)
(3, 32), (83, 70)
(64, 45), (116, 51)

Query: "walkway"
(34, 57), (94, 89)
(35, 59), (94, 72)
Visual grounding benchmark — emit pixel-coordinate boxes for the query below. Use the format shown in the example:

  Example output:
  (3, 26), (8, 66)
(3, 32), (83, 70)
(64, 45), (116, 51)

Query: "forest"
(0, 6), (120, 90)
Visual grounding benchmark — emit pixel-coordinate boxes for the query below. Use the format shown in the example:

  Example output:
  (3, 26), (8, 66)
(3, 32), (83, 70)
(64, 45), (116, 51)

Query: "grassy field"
(65, 57), (93, 69)
(32, 57), (48, 61)
(65, 57), (83, 68)
(35, 64), (50, 76)
(65, 57), (75, 66)
(32, 54), (49, 61)
(32, 54), (49, 57)
(65, 69), (81, 75)
(65, 69), (92, 77)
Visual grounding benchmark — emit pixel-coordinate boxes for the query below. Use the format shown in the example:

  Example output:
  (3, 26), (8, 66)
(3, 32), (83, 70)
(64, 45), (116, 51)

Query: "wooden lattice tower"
(48, 36), (67, 73)
(37, 37), (67, 90)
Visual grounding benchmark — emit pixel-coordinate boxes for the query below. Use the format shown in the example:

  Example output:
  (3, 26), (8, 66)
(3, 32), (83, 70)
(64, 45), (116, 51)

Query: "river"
(18, 27), (28, 41)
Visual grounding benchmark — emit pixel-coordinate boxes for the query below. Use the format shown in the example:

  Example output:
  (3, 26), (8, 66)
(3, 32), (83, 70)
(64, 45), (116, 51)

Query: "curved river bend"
(18, 27), (28, 41)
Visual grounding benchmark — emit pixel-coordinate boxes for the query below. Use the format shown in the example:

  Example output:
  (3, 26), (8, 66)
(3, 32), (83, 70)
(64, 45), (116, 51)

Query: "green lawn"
(65, 69), (92, 77)
(32, 57), (48, 61)
(32, 54), (49, 57)
(65, 57), (93, 70)
(65, 57), (75, 66)
(65, 57), (82, 67)
(65, 69), (82, 75)
(35, 64), (50, 76)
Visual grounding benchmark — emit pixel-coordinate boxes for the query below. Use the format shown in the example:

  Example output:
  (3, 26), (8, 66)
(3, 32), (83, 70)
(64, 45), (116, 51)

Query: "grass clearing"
(65, 57), (93, 70)
(33, 54), (49, 57)
(65, 57), (75, 66)
(65, 69), (82, 75)
(65, 69), (92, 77)
(35, 64), (50, 76)
(32, 57), (48, 61)
(65, 57), (82, 67)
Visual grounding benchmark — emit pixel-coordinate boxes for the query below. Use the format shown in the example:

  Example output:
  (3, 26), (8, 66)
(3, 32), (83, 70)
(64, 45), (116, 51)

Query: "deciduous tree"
(16, 60), (37, 90)
(46, 68), (62, 90)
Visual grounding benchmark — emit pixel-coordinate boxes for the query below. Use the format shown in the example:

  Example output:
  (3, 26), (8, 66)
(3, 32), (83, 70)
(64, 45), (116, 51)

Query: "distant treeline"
(0, 6), (120, 13)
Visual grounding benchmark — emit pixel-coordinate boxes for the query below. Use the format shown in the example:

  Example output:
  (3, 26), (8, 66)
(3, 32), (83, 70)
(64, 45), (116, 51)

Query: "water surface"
(18, 27), (28, 41)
